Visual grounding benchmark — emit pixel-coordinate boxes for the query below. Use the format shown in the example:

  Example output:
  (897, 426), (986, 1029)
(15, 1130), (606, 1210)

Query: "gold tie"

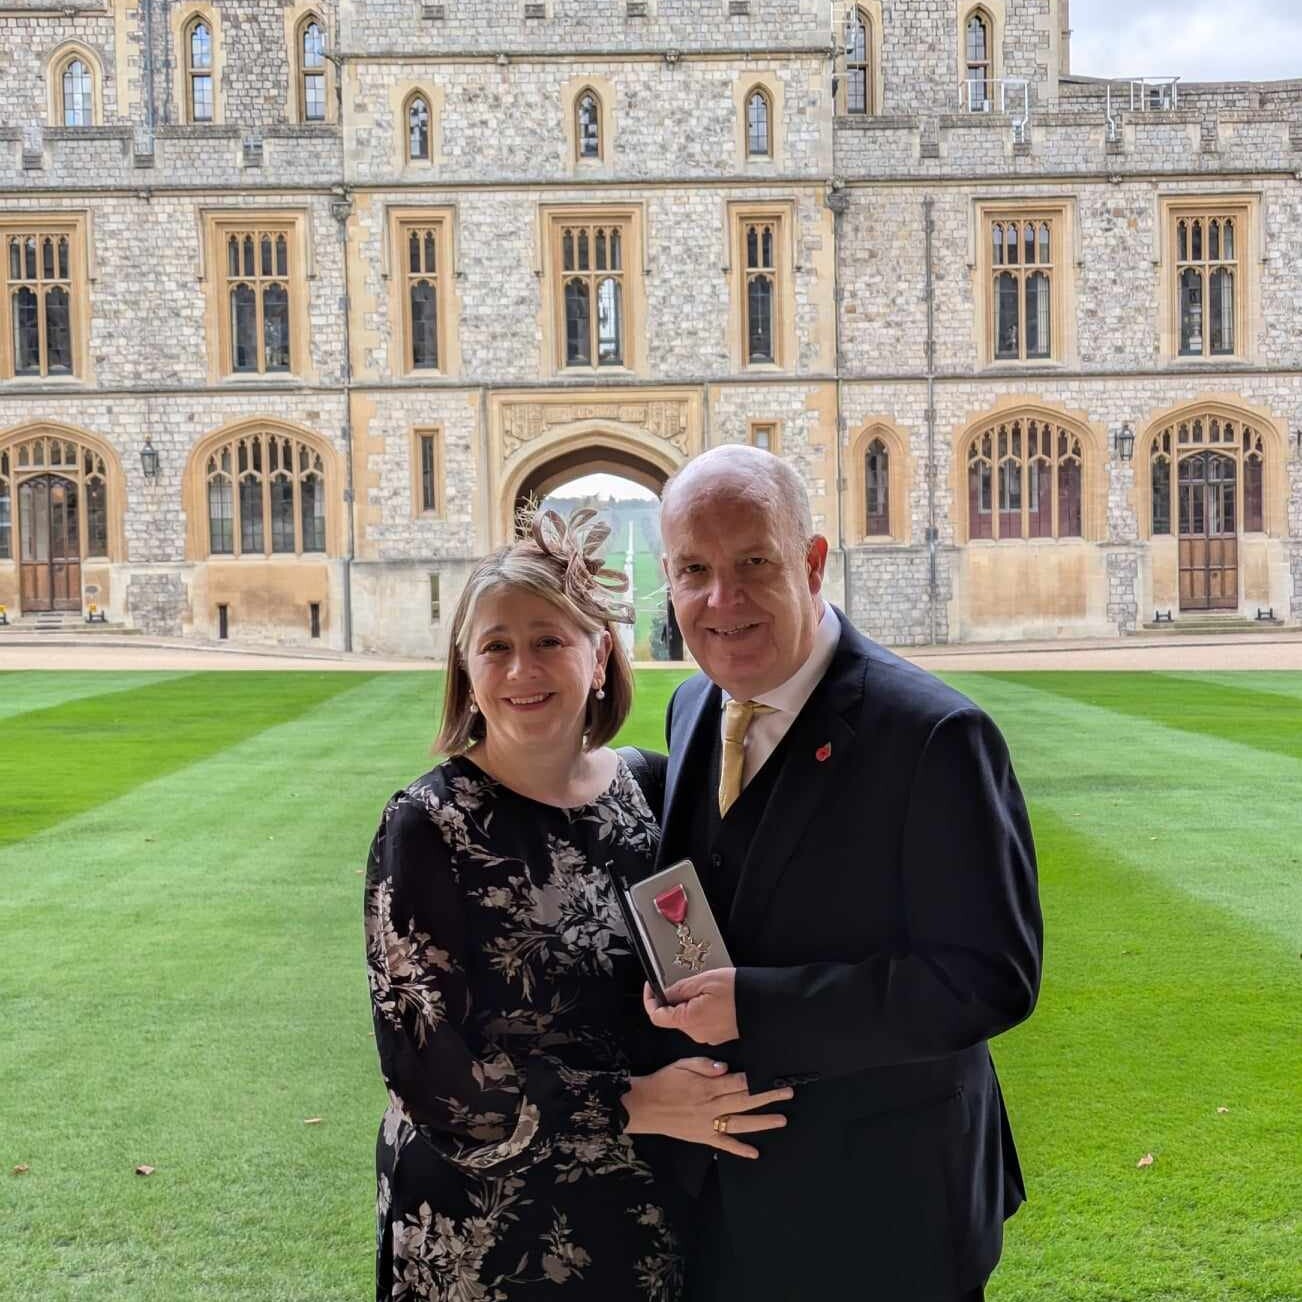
(718, 700), (774, 818)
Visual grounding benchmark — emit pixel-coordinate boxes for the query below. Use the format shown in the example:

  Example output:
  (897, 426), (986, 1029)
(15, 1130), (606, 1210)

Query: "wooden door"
(1178, 452), (1237, 611)
(18, 474), (81, 613)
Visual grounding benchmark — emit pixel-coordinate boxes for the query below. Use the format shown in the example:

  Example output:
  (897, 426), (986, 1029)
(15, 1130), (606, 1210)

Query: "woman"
(364, 508), (791, 1301)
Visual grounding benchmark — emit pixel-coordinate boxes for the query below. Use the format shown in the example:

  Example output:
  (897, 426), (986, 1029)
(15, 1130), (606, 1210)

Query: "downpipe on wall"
(923, 195), (940, 646)
(328, 50), (356, 654)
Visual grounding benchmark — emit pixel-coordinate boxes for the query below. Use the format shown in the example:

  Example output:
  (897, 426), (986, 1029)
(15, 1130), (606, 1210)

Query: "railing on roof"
(1106, 77), (1182, 138)
(959, 77), (1031, 142)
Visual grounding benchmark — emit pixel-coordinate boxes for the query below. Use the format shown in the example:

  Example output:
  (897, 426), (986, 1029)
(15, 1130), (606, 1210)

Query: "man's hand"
(644, 968), (739, 1045)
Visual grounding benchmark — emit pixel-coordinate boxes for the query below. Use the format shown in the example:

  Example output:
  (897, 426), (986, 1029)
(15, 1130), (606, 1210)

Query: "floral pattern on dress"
(366, 755), (685, 1301)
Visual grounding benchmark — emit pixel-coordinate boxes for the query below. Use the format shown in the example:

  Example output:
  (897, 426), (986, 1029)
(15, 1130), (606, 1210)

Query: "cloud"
(1071, 0), (1302, 82)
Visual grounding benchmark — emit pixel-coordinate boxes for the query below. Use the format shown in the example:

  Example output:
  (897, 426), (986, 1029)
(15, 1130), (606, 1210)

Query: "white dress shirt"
(719, 602), (841, 791)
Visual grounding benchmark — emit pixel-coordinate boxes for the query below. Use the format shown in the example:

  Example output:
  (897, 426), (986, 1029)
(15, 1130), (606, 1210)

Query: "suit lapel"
(726, 626), (868, 943)
(659, 675), (720, 869)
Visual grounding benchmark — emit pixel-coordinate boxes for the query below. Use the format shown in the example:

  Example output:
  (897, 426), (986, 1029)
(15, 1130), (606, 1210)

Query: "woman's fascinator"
(524, 504), (636, 626)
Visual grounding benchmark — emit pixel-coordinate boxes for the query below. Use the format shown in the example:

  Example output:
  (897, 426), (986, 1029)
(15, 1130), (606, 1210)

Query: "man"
(648, 445), (1042, 1301)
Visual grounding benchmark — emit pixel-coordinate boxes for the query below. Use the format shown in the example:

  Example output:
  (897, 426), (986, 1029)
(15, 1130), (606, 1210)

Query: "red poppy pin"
(815, 743), (832, 763)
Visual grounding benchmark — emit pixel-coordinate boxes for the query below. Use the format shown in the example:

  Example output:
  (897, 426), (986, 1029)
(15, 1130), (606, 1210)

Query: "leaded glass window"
(865, 438), (890, 536)
(1151, 430), (1172, 535)
(402, 223), (441, 371)
(991, 218), (1054, 361)
(418, 431), (438, 513)
(407, 94), (430, 161)
(222, 227), (293, 374)
(559, 221), (625, 367)
(0, 451), (10, 560)
(576, 91), (601, 160)
(1243, 426), (1264, 532)
(966, 11), (993, 111)
(744, 220), (776, 365)
(845, 9), (871, 115)
(4, 232), (75, 377)
(61, 59), (93, 127)
(746, 88), (771, 157)
(300, 18), (326, 122)
(1176, 215), (1238, 357)
(967, 418), (1084, 540)
(204, 431), (328, 557)
(186, 20), (214, 123)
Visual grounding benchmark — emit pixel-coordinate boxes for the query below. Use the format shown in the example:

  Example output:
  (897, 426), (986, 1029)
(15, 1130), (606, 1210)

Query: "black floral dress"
(364, 754), (684, 1302)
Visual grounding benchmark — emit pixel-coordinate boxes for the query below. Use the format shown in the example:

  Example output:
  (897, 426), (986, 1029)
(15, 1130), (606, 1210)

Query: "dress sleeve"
(364, 789), (632, 1176)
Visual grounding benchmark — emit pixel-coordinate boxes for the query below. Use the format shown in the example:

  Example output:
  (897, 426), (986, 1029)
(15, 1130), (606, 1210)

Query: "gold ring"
(713, 1115), (731, 1135)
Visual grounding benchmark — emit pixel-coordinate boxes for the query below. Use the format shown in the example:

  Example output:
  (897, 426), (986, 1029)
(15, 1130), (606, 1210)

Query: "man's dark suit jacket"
(657, 608), (1043, 1301)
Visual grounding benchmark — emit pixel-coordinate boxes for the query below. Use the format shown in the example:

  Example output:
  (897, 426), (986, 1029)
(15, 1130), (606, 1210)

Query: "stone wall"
(1, 0), (1299, 654)
(341, 0), (829, 57)
(345, 55), (830, 186)
(847, 544), (944, 645)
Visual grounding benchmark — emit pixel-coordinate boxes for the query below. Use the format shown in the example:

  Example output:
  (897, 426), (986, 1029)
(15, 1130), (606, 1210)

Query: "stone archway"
(0, 422), (126, 615)
(515, 442), (669, 516)
(512, 438), (682, 660)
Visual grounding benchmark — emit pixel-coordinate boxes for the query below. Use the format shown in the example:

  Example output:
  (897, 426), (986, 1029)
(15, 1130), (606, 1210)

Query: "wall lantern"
(1294, 428), (1302, 460)
(140, 437), (160, 479)
(1113, 422), (1136, 461)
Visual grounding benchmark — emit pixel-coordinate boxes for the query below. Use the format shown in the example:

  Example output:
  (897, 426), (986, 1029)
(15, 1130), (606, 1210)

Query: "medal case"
(617, 858), (732, 1006)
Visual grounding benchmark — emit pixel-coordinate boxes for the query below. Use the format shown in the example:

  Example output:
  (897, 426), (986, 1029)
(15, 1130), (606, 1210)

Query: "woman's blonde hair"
(435, 506), (637, 754)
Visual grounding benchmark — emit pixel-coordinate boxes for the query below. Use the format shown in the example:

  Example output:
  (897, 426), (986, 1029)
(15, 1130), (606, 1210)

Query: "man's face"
(662, 480), (828, 700)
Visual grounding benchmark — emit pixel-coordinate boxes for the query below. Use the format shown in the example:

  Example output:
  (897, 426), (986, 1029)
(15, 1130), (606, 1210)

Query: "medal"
(654, 883), (712, 973)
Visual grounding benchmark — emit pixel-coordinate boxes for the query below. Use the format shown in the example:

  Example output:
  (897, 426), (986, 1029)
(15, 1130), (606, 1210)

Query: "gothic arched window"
(745, 87), (772, 157)
(185, 19), (215, 122)
(846, 9), (872, 114)
(204, 430), (329, 557)
(967, 418), (1084, 540)
(965, 10), (993, 111)
(576, 90), (602, 160)
(298, 15), (327, 122)
(406, 93), (431, 161)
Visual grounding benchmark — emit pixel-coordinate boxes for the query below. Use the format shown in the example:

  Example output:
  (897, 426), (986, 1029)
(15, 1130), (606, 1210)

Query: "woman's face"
(464, 586), (611, 757)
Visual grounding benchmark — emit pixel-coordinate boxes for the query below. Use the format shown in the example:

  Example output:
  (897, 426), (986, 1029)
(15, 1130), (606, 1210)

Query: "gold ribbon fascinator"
(527, 506), (637, 626)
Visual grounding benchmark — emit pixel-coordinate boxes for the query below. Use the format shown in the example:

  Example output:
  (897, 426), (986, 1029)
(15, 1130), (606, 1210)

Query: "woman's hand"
(622, 1058), (794, 1159)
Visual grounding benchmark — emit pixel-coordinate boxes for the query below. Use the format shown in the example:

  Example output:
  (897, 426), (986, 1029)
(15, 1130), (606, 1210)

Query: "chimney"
(1060, 0), (1072, 75)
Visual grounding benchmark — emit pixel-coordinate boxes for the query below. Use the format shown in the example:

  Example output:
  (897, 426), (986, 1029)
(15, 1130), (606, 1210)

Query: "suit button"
(712, 1152), (719, 1162)
(710, 854), (722, 870)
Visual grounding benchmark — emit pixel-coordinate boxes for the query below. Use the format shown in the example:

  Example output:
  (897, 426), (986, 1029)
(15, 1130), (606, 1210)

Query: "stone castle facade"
(1, 0), (1299, 654)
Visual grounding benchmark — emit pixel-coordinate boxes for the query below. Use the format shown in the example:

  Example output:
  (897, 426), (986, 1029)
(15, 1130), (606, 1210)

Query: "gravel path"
(3, 632), (1301, 673)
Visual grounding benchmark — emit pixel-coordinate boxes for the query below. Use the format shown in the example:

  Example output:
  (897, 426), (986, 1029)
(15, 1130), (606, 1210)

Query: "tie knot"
(722, 698), (772, 744)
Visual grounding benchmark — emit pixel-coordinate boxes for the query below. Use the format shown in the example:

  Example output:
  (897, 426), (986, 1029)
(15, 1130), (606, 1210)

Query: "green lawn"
(604, 548), (670, 659)
(1, 669), (1299, 1301)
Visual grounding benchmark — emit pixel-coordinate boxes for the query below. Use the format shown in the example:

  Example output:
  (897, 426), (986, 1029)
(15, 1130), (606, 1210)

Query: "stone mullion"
(1015, 261), (1026, 364)
(254, 267), (267, 375)
(258, 436), (271, 558)
(74, 451), (88, 563)
(1050, 446), (1060, 540)
(292, 443), (305, 556)
(231, 443), (246, 560)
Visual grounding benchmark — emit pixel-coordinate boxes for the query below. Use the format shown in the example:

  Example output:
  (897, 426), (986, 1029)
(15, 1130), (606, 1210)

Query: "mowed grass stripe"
(985, 670), (1302, 763)
(0, 674), (440, 1302)
(0, 672), (379, 848)
(992, 808), (1300, 1302)
(0, 670), (189, 722)
(940, 674), (1302, 946)
(1162, 669), (1302, 706)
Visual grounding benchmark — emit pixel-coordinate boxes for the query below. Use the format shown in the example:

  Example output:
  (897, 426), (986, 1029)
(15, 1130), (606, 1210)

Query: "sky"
(1069, 0), (1302, 82)
(547, 473), (657, 501)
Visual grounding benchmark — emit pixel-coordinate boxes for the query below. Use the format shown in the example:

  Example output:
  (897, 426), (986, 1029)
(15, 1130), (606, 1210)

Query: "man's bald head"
(659, 444), (828, 699)
(660, 444), (813, 550)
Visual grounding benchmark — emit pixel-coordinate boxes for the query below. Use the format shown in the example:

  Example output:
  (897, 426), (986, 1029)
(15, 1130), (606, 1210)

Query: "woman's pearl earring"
(594, 686), (606, 701)
(468, 698), (479, 714)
